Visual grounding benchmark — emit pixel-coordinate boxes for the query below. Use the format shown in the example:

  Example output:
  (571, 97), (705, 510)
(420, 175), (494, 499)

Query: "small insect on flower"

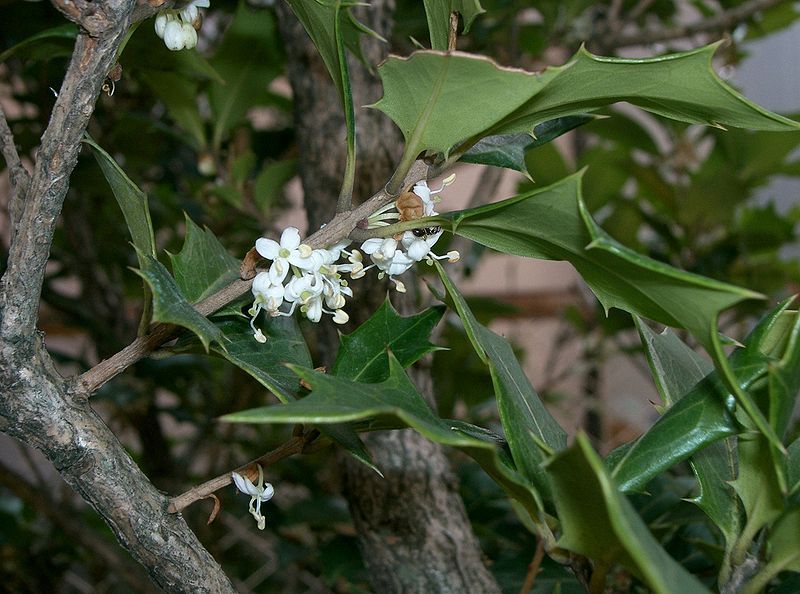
(395, 191), (426, 223)
(411, 226), (442, 238)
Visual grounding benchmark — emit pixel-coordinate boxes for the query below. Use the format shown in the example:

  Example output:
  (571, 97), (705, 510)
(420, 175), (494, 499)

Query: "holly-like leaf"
(635, 318), (713, 408)
(441, 171), (762, 351)
(133, 253), (225, 352)
(333, 298), (444, 383)
(168, 215), (240, 304)
(436, 262), (566, 500)
(373, 46), (798, 175)
(548, 434), (711, 594)
(86, 137), (156, 264)
(423, 0), (485, 50)
(211, 316), (310, 404)
(767, 308), (800, 439)
(730, 435), (785, 554)
(764, 506), (800, 573)
(184, 314), (376, 472)
(490, 44), (800, 136)
(223, 353), (542, 514)
(371, 51), (552, 162)
(460, 115), (594, 175)
(635, 319), (741, 547)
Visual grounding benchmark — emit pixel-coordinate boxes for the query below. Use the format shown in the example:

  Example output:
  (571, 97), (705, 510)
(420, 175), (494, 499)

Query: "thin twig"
(0, 105), (30, 234)
(448, 11), (458, 51)
(627, 0), (656, 23)
(519, 537), (546, 594)
(168, 430), (320, 514)
(608, 0), (784, 48)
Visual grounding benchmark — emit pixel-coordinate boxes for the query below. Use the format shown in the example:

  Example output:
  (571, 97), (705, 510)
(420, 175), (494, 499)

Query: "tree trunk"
(276, 3), (501, 593)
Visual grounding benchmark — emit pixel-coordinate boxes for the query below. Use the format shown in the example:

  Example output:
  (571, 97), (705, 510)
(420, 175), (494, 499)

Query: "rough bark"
(276, 3), (501, 592)
(0, 3), (236, 591)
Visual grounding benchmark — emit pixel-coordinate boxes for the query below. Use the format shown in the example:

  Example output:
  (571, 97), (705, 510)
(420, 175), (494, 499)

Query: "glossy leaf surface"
(332, 299), (444, 383)
(636, 319), (740, 545)
(460, 115), (593, 175)
(548, 434), (710, 594)
(491, 44), (800, 135)
(223, 354), (542, 513)
(86, 137), (156, 264)
(134, 253), (225, 352)
(441, 171), (762, 350)
(437, 263), (566, 499)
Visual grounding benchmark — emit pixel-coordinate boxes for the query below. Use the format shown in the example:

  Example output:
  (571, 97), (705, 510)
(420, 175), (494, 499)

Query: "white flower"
(256, 227), (315, 284)
(232, 465), (274, 531)
(154, 0), (209, 52)
(163, 20), (186, 51)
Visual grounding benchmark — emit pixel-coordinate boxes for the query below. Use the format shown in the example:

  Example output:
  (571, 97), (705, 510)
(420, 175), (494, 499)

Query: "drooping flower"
(231, 465), (274, 531)
(154, 0), (209, 51)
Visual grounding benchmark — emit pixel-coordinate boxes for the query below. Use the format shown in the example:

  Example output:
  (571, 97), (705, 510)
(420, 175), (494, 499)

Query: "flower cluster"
(154, 0), (209, 51)
(232, 465), (274, 531)
(249, 178), (459, 342)
(248, 228), (354, 342)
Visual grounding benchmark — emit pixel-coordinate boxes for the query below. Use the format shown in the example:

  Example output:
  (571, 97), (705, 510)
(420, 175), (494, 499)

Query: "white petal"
(163, 20), (186, 51)
(154, 14), (169, 38)
(268, 260), (289, 284)
(232, 472), (259, 496)
(255, 237), (280, 260)
(182, 23), (198, 49)
(407, 239), (429, 262)
(332, 309), (349, 324)
(260, 483), (275, 502)
(191, 0), (210, 7)
(251, 271), (272, 296)
(360, 238), (383, 255)
(280, 227), (301, 250)
(305, 298), (322, 323)
(180, 5), (198, 22)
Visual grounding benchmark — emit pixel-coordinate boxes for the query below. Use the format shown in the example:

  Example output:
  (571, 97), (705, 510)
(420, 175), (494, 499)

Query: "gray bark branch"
(0, 3), (236, 591)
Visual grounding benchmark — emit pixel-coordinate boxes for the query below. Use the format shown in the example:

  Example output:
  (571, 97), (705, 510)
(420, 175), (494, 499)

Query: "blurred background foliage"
(1, 0), (799, 592)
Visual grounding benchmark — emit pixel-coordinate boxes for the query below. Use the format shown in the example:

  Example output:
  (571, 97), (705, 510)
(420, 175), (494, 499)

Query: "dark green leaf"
(442, 171), (762, 351)
(635, 319), (740, 546)
(372, 51), (553, 161)
(133, 253), (225, 352)
(0, 24), (77, 63)
(423, 0), (485, 50)
(86, 137), (156, 264)
(168, 215), (240, 304)
(635, 318), (713, 408)
(548, 434), (711, 594)
(460, 115), (593, 175)
(730, 435), (785, 554)
(491, 44), (800, 136)
(333, 298), (444, 383)
(436, 262), (566, 499)
(223, 353), (542, 515)
(210, 316), (309, 403)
